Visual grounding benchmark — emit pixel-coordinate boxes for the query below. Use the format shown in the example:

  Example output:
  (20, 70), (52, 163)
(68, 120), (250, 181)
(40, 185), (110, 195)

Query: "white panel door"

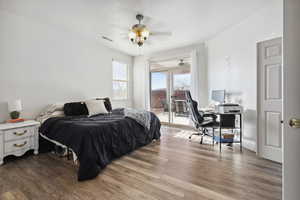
(258, 37), (283, 163)
(283, 0), (300, 199)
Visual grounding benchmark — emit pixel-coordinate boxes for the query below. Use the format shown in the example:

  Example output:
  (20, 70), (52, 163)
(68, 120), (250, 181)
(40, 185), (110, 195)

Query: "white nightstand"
(0, 120), (40, 165)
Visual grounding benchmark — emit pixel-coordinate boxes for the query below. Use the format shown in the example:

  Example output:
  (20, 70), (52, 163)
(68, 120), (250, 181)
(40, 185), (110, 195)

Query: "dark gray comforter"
(39, 109), (161, 181)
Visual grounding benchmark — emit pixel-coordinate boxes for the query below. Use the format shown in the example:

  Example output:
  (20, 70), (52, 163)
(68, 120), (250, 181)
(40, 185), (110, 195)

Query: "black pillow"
(103, 98), (112, 112)
(64, 102), (89, 116)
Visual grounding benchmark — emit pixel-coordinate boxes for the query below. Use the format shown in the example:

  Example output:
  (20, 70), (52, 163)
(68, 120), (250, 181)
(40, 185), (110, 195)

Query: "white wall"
(0, 10), (133, 122)
(132, 56), (149, 109)
(206, 0), (283, 151)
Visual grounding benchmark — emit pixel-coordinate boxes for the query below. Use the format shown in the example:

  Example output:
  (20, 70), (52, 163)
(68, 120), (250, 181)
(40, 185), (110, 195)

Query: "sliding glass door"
(150, 72), (169, 123)
(170, 72), (191, 125)
(150, 70), (191, 126)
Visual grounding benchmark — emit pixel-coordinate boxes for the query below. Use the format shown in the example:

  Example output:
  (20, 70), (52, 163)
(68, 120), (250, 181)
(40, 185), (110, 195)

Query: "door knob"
(289, 118), (300, 128)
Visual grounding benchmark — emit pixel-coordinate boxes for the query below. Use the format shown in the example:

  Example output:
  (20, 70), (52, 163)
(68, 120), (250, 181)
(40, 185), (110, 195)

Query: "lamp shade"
(8, 100), (22, 112)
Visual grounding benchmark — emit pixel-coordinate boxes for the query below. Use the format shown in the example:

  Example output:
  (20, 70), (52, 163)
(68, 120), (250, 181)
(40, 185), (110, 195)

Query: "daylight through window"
(112, 60), (128, 100)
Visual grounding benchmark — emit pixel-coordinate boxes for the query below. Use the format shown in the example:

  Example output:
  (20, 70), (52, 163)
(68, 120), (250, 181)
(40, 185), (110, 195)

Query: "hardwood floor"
(0, 126), (282, 200)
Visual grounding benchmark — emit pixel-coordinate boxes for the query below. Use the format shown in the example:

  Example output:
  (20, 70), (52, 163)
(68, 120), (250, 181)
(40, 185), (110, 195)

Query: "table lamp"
(8, 100), (22, 120)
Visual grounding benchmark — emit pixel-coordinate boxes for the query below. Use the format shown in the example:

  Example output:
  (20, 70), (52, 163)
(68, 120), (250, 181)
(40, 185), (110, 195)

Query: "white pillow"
(85, 99), (108, 117)
(36, 110), (65, 123)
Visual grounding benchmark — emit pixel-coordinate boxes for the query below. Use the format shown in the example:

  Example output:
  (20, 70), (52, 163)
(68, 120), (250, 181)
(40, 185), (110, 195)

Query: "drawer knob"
(13, 130), (27, 136)
(13, 141), (27, 148)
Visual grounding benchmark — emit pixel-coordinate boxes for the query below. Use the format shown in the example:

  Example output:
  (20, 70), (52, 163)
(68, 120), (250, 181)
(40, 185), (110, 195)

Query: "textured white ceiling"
(0, 0), (277, 56)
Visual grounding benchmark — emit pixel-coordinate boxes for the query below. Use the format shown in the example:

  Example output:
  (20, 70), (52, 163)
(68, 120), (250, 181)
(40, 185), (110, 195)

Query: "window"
(173, 73), (191, 90)
(112, 60), (128, 100)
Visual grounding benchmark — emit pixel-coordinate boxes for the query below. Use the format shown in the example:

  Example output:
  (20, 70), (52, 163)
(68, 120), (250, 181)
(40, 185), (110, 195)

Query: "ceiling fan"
(127, 14), (172, 47)
(178, 59), (185, 66)
(178, 58), (190, 67)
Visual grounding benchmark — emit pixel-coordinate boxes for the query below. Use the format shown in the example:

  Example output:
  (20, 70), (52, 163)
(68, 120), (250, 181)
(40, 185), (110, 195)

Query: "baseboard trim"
(243, 139), (257, 152)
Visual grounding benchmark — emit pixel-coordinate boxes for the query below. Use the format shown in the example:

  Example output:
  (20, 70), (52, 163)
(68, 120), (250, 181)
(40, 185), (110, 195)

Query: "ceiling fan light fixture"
(124, 14), (172, 47)
(141, 28), (149, 38)
(137, 41), (143, 47)
(128, 28), (149, 46)
(128, 31), (136, 42)
(128, 14), (150, 47)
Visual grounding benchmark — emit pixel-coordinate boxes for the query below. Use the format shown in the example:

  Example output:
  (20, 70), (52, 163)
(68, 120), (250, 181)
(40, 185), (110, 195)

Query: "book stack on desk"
(213, 133), (235, 143)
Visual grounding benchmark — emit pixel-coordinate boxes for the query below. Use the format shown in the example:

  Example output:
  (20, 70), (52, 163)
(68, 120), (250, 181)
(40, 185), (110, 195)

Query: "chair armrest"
(201, 119), (214, 125)
(203, 113), (217, 120)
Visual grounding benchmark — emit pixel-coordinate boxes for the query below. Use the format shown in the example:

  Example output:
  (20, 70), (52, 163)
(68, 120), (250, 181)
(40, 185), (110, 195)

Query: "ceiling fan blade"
(120, 32), (129, 36)
(150, 31), (172, 36)
(145, 40), (154, 46)
(109, 23), (131, 32)
(121, 35), (129, 40)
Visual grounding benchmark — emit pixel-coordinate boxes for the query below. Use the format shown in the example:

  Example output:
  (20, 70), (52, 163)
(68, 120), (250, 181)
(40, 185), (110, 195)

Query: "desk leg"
(219, 127), (222, 152)
(212, 128), (215, 146)
(240, 114), (243, 152)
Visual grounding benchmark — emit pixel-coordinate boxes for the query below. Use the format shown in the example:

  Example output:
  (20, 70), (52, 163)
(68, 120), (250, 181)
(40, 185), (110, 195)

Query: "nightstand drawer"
(4, 126), (35, 141)
(4, 137), (33, 154)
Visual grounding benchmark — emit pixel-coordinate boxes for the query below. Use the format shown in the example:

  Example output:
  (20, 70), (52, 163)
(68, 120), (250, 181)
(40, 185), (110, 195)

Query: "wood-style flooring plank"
(0, 126), (282, 200)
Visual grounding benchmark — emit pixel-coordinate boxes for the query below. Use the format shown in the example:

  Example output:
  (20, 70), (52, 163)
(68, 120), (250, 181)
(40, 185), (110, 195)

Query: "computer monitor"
(212, 90), (225, 103)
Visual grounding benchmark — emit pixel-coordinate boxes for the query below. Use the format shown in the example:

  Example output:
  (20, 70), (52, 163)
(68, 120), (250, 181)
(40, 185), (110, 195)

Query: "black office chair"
(185, 91), (219, 144)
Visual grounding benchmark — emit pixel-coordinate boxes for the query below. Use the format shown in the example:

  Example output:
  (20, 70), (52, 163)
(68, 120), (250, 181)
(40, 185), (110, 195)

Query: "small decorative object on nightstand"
(8, 100), (22, 119)
(0, 120), (40, 165)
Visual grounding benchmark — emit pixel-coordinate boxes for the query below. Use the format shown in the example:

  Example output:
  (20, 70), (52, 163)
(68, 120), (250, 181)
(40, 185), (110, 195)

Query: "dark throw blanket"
(39, 109), (161, 181)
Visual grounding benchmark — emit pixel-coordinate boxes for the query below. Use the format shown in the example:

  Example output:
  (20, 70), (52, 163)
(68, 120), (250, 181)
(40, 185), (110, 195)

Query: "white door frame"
(283, 0), (300, 199)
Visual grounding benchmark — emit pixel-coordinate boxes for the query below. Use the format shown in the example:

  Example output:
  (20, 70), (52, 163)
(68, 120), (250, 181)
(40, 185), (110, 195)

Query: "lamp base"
(10, 111), (20, 119)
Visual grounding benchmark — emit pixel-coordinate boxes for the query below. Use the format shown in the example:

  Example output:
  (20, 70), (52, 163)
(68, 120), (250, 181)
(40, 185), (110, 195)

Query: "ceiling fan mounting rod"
(136, 14), (144, 24)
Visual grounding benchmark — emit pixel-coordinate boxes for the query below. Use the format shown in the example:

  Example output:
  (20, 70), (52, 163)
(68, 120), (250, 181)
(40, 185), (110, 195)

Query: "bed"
(38, 107), (161, 181)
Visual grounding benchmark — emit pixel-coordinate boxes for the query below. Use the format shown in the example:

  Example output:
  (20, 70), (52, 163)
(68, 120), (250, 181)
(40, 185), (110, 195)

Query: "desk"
(203, 111), (243, 152)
